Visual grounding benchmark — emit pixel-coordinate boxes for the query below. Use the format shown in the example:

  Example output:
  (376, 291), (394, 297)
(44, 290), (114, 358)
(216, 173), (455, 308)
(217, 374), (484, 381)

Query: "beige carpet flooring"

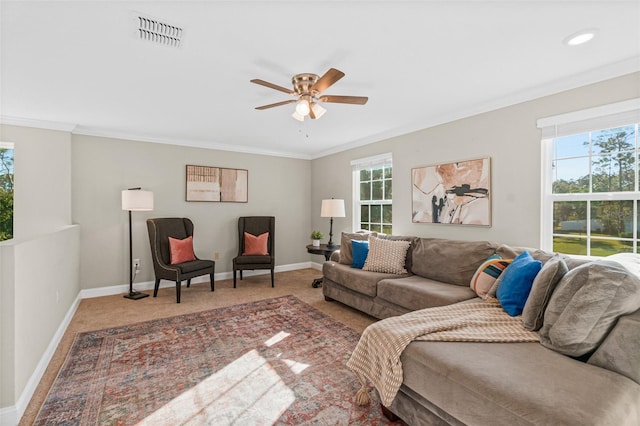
(19, 269), (378, 425)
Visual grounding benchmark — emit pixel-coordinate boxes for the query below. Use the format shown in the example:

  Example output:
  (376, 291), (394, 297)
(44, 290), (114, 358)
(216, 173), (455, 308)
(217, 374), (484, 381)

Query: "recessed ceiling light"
(564, 29), (597, 46)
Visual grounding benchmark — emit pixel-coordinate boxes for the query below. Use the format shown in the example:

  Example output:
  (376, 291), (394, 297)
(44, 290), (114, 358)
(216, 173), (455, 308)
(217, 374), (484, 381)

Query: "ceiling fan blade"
(255, 99), (297, 110)
(310, 68), (345, 95)
(250, 79), (295, 95)
(319, 95), (368, 105)
(309, 102), (317, 119)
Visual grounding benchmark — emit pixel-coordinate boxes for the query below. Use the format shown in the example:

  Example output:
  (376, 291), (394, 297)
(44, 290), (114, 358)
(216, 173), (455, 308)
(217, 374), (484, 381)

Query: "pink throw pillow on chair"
(243, 232), (269, 255)
(169, 236), (196, 264)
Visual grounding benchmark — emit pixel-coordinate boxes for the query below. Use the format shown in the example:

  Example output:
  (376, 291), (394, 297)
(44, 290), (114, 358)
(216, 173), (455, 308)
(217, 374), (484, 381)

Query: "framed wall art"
(412, 157), (491, 226)
(185, 165), (248, 202)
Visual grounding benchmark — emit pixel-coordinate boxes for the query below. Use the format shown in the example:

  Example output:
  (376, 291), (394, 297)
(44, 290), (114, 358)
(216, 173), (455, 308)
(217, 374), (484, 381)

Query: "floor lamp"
(122, 188), (154, 300)
(321, 198), (345, 249)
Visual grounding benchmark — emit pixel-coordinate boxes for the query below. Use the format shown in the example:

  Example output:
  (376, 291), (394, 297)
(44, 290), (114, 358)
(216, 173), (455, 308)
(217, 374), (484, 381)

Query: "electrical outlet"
(214, 252), (220, 260)
(133, 258), (141, 270)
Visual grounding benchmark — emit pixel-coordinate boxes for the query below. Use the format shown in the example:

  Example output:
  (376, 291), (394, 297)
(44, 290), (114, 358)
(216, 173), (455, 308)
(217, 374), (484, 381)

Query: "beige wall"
(0, 125), (79, 419)
(71, 135), (312, 290)
(311, 72), (640, 246)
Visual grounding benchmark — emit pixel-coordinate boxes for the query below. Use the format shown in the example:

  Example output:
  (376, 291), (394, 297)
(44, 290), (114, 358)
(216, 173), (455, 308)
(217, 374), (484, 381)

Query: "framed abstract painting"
(412, 157), (491, 226)
(186, 165), (248, 202)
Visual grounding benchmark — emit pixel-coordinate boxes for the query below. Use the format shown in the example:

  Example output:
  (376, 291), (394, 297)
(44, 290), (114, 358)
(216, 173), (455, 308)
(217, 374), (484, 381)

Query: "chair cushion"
(169, 236), (196, 264)
(243, 232), (269, 255)
(234, 255), (272, 265)
(174, 259), (214, 274)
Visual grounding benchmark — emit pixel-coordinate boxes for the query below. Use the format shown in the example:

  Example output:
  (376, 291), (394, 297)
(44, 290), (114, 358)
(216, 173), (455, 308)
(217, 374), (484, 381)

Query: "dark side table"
(306, 244), (340, 288)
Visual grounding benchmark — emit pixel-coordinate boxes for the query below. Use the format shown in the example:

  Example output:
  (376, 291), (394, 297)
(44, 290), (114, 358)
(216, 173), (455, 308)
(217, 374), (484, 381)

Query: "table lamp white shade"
(320, 199), (345, 218)
(122, 190), (154, 211)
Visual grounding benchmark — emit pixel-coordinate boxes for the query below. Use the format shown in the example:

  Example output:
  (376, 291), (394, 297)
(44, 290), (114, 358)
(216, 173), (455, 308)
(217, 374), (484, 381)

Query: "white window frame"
(538, 98), (640, 255)
(351, 153), (392, 233)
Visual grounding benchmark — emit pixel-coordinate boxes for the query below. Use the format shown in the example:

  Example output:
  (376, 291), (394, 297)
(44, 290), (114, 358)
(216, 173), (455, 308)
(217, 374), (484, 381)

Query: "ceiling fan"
(250, 68), (368, 121)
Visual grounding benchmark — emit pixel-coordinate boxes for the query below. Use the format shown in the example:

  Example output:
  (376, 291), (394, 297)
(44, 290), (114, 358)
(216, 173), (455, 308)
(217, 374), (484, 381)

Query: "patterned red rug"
(34, 295), (401, 425)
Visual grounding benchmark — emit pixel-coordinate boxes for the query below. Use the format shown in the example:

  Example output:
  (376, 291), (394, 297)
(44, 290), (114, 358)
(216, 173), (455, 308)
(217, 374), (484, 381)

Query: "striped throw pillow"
(470, 255), (512, 298)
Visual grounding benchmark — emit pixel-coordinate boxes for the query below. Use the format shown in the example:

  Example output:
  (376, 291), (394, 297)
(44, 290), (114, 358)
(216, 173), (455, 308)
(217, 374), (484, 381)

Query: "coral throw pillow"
(243, 232), (269, 255)
(169, 236), (196, 264)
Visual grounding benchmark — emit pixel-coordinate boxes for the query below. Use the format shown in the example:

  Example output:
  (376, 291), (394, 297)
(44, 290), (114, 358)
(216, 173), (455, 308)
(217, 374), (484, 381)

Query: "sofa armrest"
(330, 250), (340, 262)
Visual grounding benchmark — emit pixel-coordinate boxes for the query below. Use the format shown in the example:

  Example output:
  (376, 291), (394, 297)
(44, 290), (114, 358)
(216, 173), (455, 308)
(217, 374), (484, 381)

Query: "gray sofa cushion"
(411, 238), (498, 286)
(377, 276), (477, 311)
(522, 254), (568, 331)
(338, 231), (376, 265)
(540, 260), (640, 357)
(322, 261), (407, 297)
(588, 309), (640, 385)
(400, 340), (640, 426)
(496, 244), (556, 264)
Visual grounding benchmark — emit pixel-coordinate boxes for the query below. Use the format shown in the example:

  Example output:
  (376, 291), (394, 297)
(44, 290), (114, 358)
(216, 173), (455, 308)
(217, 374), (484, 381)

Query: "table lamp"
(320, 198), (345, 249)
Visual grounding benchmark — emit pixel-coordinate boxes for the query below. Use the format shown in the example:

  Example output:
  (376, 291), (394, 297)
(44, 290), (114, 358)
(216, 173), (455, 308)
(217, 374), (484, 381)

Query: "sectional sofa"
(322, 232), (640, 425)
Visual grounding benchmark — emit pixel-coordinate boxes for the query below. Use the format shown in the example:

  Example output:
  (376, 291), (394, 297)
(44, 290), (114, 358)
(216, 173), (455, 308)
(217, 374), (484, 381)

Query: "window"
(539, 99), (640, 256)
(351, 153), (392, 234)
(0, 142), (14, 241)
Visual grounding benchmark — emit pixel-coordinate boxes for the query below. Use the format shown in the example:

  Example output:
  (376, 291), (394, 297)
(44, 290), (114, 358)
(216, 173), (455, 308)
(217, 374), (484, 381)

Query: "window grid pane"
(355, 163), (392, 233)
(549, 123), (640, 255)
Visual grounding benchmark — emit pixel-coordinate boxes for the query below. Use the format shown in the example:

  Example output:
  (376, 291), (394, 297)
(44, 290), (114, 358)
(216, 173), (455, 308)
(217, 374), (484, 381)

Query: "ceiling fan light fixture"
(292, 111), (305, 121)
(295, 99), (310, 116)
(311, 103), (326, 119)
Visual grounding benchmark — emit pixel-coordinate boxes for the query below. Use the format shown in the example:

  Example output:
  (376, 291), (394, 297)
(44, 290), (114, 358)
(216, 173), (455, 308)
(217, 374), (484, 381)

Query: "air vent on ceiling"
(138, 16), (182, 47)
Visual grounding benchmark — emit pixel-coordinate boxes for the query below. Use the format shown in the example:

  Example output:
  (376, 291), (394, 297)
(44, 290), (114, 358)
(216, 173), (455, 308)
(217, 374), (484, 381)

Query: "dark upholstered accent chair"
(233, 216), (275, 288)
(147, 218), (215, 303)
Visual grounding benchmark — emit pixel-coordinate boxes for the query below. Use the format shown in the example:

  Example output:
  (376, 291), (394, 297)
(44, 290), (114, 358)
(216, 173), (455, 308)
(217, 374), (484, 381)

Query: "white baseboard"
(80, 262), (314, 299)
(8, 261), (316, 425)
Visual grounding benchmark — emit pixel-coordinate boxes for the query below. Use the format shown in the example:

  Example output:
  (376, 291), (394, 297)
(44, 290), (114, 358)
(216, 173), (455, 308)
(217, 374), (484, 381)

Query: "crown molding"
(72, 127), (312, 160)
(310, 56), (640, 159)
(0, 115), (77, 132)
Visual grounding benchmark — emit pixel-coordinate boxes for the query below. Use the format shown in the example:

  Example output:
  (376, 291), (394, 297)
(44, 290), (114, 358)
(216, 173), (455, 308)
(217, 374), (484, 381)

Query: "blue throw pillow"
(351, 239), (369, 269)
(497, 251), (542, 316)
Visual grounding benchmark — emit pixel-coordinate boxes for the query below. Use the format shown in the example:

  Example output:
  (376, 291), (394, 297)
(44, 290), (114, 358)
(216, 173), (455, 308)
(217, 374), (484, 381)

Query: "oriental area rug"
(34, 295), (401, 425)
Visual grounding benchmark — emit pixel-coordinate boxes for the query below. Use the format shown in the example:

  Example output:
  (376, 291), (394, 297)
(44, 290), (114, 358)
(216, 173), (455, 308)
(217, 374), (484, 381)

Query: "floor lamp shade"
(122, 188), (153, 300)
(320, 199), (345, 248)
(122, 190), (154, 211)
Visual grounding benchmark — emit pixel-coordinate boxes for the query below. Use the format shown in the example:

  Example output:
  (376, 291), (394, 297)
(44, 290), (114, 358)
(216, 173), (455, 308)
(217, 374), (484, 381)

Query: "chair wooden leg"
(187, 279), (191, 288)
(271, 269), (274, 287)
(240, 270), (243, 280)
(233, 270), (237, 288)
(176, 281), (181, 303)
(153, 279), (161, 297)
(210, 273), (215, 292)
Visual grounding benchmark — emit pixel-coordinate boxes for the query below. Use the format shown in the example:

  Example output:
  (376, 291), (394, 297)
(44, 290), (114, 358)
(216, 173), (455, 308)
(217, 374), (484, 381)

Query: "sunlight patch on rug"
(138, 349), (295, 425)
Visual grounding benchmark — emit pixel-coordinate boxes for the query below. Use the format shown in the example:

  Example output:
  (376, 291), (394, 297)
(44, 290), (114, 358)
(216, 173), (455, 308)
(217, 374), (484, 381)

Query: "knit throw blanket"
(347, 299), (539, 407)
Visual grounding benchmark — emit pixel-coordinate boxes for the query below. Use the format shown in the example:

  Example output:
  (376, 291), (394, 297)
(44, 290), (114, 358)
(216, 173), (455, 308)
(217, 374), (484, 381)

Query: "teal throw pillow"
(497, 251), (542, 316)
(351, 239), (369, 269)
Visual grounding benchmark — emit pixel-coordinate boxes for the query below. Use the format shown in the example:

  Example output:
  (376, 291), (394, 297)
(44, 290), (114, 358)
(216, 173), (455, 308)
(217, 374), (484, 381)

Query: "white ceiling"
(1, 1), (639, 159)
